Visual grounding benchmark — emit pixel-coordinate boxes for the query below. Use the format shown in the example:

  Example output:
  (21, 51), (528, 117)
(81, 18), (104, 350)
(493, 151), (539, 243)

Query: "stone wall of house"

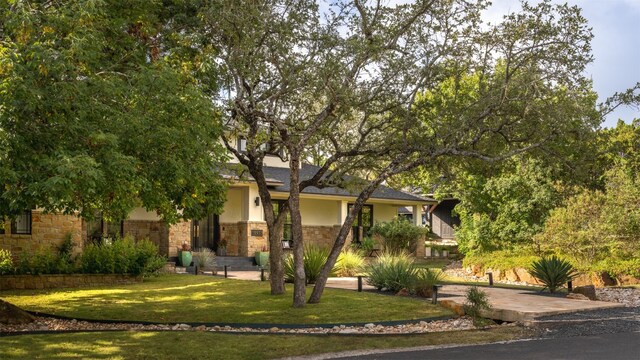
(244, 221), (269, 257)
(220, 222), (241, 256)
(122, 220), (170, 256)
(168, 221), (190, 258)
(303, 225), (339, 249)
(0, 274), (143, 291)
(0, 211), (83, 257)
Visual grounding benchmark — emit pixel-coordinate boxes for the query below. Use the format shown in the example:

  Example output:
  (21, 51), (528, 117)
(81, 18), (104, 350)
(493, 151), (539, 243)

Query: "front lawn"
(0, 328), (530, 360)
(0, 275), (451, 324)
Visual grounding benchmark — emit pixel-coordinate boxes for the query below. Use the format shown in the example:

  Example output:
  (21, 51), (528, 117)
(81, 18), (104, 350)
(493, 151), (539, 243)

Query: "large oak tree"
(0, 0), (228, 223)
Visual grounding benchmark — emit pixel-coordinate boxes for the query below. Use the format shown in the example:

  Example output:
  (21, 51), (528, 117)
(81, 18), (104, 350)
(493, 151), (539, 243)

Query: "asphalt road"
(336, 332), (640, 360)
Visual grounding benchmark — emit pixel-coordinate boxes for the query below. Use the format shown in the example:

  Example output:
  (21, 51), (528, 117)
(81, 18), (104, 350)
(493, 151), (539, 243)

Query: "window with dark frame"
(237, 137), (247, 153)
(273, 200), (292, 243)
(11, 210), (32, 235)
(348, 204), (373, 244)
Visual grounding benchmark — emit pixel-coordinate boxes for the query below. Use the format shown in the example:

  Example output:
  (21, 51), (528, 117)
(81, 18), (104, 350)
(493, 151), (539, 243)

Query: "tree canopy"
(0, 0), (228, 222)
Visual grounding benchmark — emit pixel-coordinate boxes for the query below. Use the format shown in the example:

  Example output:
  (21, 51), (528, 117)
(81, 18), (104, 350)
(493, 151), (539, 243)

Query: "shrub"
(0, 249), (14, 275)
(364, 251), (417, 292)
(284, 245), (335, 284)
(464, 286), (492, 326)
(370, 218), (426, 253)
(413, 268), (446, 298)
(80, 237), (165, 276)
(335, 249), (365, 277)
(528, 255), (578, 293)
(17, 247), (59, 275)
(462, 250), (539, 272)
(193, 248), (216, 271)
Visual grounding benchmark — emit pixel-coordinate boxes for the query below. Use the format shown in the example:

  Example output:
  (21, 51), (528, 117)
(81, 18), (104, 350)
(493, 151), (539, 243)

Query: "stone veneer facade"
(0, 211), (84, 256)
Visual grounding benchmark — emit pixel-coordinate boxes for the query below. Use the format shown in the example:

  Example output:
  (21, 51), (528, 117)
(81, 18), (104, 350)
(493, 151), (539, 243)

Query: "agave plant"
(528, 255), (578, 293)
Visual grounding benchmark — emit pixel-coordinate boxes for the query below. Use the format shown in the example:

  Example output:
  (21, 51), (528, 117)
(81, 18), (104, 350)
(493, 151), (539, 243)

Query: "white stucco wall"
(373, 204), (399, 224)
(300, 199), (341, 226)
(220, 188), (244, 222)
(128, 208), (161, 221)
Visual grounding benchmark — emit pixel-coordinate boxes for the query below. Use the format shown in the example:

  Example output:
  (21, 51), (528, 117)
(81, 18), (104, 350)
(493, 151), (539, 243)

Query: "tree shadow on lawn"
(0, 275), (451, 324)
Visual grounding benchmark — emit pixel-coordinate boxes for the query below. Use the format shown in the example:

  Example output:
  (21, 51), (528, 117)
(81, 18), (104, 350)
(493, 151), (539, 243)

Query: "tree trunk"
(289, 152), (306, 307)
(308, 184), (381, 303)
(268, 219), (285, 294)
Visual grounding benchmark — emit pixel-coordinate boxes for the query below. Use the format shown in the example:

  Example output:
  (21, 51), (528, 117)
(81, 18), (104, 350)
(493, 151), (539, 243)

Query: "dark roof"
(262, 164), (433, 203)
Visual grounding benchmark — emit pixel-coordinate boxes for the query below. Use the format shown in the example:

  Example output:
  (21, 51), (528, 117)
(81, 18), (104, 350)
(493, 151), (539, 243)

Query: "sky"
(483, 0), (640, 128)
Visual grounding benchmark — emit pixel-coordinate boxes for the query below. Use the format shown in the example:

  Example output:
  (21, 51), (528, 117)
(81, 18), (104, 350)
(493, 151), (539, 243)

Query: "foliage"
(0, 0), (228, 223)
(17, 248), (61, 275)
(413, 268), (446, 298)
(370, 218), (427, 254)
(364, 252), (417, 293)
(536, 164), (640, 276)
(284, 246), (335, 284)
(79, 237), (165, 276)
(193, 248), (216, 271)
(454, 159), (565, 255)
(334, 249), (365, 277)
(528, 256), (578, 293)
(463, 286), (492, 326)
(462, 250), (539, 272)
(351, 237), (375, 255)
(0, 249), (14, 275)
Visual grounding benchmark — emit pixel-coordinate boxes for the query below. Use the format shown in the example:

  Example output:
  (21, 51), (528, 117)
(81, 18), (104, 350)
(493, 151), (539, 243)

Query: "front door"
(192, 215), (220, 251)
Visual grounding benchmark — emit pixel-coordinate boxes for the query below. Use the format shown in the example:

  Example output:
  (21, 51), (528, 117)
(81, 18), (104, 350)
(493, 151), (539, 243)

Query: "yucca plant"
(284, 245), (335, 284)
(528, 255), (578, 293)
(193, 248), (216, 273)
(413, 268), (446, 298)
(364, 251), (417, 292)
(335, 249), (365, 277)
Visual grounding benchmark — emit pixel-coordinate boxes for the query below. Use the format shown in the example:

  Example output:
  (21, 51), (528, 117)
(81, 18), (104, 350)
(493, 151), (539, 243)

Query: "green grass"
(0, 275), (451, 324)
(0, 327), (530, 360)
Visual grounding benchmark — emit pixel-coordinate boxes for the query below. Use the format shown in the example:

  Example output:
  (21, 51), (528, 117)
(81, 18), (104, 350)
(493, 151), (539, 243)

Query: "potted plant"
(217, 239), (227, 256)
(178, 242), (192, 267)
(255, 245), (269, 266)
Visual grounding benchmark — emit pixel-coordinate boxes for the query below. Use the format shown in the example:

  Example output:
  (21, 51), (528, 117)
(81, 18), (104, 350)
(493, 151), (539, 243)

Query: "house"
(427, 198), (460, 242)
(0, 152), (434, 261)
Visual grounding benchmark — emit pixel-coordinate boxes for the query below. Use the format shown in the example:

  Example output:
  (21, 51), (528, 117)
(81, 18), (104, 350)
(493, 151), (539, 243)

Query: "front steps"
(167, 256), (259, 274)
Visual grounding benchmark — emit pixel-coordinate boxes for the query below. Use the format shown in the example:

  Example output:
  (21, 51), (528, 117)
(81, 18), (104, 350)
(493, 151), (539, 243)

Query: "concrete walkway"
(219, 271), (624, 322)
(437, 285), (624, 322)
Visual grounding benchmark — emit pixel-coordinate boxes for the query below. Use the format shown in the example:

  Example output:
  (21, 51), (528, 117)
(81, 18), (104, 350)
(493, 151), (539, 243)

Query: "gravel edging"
(0, 314), (521, 337)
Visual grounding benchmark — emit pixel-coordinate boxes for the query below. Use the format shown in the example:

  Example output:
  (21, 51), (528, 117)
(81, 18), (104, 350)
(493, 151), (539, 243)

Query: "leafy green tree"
(189, 0), (601, 306)
(454, 158), (565, 254)
(0, 0), (228, 223)
(538, 165), (640, 273)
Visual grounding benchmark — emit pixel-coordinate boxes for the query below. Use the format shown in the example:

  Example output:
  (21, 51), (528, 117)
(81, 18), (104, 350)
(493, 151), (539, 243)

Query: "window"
(348, 204), (373, 243)
(237, 137), (247, 152)
(11, 210), (32, 235)
(86, 213), (123, 243)
(273, 200), (292, 243)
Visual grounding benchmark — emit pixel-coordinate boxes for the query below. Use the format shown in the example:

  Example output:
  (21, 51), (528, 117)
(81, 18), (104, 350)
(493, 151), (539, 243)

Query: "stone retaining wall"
(466, 265), (638, 287)
(0, 274), (143, 291)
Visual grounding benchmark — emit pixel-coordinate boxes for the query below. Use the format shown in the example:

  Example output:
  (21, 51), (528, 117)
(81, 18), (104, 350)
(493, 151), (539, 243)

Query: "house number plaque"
(251, 229), (263, 237)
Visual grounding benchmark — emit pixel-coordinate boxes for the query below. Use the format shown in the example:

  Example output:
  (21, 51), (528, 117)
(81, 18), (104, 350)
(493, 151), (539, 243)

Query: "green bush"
(413, 268), (446, 297)
(462, 250), (538, 272)
(370, 218), (426, 253)
(528, 255), (578, 293)
(464, 286), (492, 326)
(284, 245), (335, 284)
(80, 236), (165, 276)
(0, 249), (14, 275)
(335, 249), (365, 277)
(364, 252), (417, 292)
(17, 247), (60, 275)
